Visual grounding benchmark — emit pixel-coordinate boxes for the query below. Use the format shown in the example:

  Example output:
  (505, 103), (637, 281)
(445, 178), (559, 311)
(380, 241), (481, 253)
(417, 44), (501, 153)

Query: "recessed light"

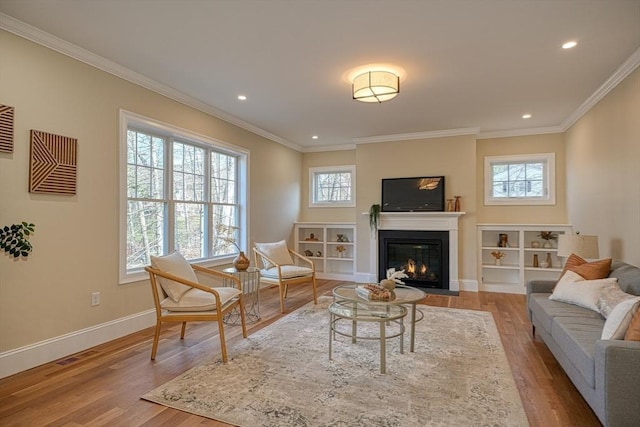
(522, 114), (532, 119)
(562, 41), (577, 49)
(312, 135), (319, 140)
(237, 95), (247, 101)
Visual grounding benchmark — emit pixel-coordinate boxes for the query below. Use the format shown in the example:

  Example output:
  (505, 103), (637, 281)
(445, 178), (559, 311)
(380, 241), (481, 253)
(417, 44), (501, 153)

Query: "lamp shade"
(557, 234), (599, 259)
(352, 71), (399, 103)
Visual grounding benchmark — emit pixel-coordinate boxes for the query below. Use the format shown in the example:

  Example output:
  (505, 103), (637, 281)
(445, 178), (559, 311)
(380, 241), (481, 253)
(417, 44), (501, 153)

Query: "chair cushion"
(151, 251), (198, 302)
(529, 293), (603, 335)
(161, 286), (241, 312)
(261, 265), (313, 279)
(255, 240), (294, 269)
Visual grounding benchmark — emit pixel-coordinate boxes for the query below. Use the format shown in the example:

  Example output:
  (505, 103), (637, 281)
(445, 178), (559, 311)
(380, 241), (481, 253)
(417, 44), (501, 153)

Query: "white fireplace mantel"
(363, 211), (465, 291)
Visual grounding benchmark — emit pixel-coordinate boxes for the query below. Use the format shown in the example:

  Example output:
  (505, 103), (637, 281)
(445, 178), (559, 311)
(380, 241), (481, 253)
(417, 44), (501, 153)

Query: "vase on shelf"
(446, 199), (454, 212)
(233, 251), (250, 271)
(546, 252), (553, 268)
(543, 240), (552, 249)
(494, 258), (502, 266)
(531, 240), (540, 248)
(533, 254), (539, 268)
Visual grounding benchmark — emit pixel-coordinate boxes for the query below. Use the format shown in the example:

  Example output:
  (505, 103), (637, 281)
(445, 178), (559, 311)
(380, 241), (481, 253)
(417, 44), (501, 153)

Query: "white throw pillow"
(150, 251), (198, 302)
(255, 240), (294, 269)
(601, 297), (640, 340)
(549, 270), (618, 312)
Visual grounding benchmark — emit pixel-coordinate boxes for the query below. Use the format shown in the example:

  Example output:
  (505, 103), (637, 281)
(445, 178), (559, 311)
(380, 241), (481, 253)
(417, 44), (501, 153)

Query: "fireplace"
(378, 230), (450, 290)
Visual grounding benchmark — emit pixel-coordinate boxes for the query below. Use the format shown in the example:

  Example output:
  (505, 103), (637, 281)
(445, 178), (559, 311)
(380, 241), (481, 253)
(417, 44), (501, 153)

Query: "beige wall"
(354, 135), (478, 283)
(565, 67), (640, 265)
(476, 133), (568, 224)
(0, 31), (301, 351)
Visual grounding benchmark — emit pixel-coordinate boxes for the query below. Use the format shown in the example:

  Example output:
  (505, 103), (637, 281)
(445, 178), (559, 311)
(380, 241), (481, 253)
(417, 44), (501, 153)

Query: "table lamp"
(557, 233), (599, 259)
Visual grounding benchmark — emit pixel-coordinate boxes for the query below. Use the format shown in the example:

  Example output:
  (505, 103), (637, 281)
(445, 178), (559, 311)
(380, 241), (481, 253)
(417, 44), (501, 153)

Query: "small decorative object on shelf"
(454, 196), (461, 212)
(497, 233), (509, 247)
(531, 240), (541, 248)
(539, 231), (558, 248)
(335, 245), (346, 257)
(546, 252), (553, 268)
(533, 254), (539, 267)
(491, 251), (506, 265)
(305, 233), (318, 241)
(304, 249), (313, 257)
(316, 251), (322, 257)
(336, 234), (347, 242)
(446, 198), (454, 212)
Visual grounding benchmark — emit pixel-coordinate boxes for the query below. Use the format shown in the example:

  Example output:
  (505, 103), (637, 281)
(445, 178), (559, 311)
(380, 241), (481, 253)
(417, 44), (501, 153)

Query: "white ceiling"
(1, 0), (639, 151)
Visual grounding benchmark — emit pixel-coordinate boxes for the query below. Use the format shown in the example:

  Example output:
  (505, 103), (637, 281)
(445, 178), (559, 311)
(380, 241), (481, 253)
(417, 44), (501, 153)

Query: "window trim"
(484, 153), (556, 206)
(309, 165), (356, 208)
(119, 110), (249, 284)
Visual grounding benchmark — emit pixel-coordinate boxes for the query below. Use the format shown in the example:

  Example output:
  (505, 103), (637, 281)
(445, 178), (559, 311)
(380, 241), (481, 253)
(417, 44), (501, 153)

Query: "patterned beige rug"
(142, 297), (529, 426)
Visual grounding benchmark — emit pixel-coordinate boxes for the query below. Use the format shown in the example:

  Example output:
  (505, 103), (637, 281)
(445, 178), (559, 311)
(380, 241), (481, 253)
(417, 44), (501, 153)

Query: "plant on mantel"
(1, 222), (36, 258)
(369, 204), (381, 235)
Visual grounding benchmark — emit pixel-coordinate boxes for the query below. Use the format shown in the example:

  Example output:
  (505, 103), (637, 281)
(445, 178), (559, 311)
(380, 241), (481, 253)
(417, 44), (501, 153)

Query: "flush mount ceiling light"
(562, 40), (578, 49)
(352, 70), (400, 103)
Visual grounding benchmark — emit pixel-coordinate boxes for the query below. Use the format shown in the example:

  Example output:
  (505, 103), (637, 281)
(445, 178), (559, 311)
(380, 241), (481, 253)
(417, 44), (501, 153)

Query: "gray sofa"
(526, 260), (640, 427)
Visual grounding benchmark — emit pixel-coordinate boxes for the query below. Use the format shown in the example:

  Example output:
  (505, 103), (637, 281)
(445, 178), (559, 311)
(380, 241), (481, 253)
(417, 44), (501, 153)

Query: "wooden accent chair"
(145, 251), (247, 363)
(253, 240), (317, 313)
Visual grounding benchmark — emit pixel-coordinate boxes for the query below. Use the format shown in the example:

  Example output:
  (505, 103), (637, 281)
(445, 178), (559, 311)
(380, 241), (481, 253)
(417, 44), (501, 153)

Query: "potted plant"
(335, 245), (346, 258)
(538, 231), (558, 248)
(369, 204), (381, 235)
(1, 222), (36, 258)
(491, 251), (506, 266)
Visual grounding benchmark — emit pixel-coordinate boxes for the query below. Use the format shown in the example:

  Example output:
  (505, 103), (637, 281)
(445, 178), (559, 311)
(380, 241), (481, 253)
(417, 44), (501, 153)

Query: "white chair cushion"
(255, 240), (294, 269)
(161, 286), (241, 312)
(261, 265), (314, 279)
(151, 251), (198, 302)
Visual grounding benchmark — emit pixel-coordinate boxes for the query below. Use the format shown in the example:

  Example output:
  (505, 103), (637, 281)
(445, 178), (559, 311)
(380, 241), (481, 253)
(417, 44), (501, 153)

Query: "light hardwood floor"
(0, 280), (602, 426)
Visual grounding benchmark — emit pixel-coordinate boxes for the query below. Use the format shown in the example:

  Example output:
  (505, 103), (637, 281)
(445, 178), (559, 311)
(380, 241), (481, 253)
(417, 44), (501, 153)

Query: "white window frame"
(484, 153), (556, 206)
(119, 110), (249, 284)
(309, 165), (356, 208)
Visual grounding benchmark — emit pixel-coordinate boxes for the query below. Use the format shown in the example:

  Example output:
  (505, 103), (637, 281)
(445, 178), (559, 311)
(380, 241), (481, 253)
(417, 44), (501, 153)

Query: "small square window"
(309, 165), (356, 207)
(484, 153), (555, 205)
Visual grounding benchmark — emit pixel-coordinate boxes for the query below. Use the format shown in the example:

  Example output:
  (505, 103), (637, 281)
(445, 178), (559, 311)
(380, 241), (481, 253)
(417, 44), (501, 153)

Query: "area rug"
(142, 297), (529, 426)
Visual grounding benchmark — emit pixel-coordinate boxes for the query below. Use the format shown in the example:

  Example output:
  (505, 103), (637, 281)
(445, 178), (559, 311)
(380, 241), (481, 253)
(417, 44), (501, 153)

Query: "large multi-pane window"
(484, 153), (555, 205)
(121, 111), (247, 282)
(309, 165), (356, 207)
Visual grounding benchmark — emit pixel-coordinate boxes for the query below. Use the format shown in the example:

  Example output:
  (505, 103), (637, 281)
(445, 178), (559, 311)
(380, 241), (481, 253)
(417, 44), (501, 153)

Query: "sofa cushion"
(549, 270), (617, 312)
(625, 310), (640, 341)
(551, 316), (605, 388)
(560, 254), (612, 281)
(597, 283), (638, 318)
(160, 286), (241, 312)
(529, 293), (603, 335)
(601, 297), (640, 340)
(609, 260), (640, 296)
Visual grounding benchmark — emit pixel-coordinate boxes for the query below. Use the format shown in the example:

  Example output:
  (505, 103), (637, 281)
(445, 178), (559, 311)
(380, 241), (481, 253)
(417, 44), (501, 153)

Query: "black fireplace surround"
(378, 230), (450, 290)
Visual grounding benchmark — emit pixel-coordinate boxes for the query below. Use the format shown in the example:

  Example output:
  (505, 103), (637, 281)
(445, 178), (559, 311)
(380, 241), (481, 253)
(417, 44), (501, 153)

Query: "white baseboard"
(0, 309), (156, 379)
(458, 279), (479, 292)
(480, 283), (526, 294)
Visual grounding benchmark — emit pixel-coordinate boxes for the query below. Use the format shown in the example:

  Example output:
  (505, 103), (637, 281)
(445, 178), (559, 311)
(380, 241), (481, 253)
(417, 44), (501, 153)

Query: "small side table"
(222, 267), (261, 324)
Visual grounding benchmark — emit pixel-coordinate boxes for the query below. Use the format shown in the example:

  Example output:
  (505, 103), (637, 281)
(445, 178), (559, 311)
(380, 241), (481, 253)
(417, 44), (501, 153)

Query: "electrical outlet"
(91, 292), (100, 306)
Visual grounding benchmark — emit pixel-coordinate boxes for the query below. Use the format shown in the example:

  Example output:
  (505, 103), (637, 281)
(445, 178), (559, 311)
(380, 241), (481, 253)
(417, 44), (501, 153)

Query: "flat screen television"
(381, 176), (445, 212)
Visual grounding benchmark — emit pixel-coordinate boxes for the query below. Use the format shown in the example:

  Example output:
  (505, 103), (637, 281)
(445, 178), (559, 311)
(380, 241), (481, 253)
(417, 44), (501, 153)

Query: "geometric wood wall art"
(29, 129), (77, 195)
(0, 104), (15, 153)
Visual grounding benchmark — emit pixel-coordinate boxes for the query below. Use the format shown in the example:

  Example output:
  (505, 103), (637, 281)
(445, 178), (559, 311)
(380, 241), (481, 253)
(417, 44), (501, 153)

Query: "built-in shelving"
(294, 222), (356, 280)
(477, 224), (573, 294)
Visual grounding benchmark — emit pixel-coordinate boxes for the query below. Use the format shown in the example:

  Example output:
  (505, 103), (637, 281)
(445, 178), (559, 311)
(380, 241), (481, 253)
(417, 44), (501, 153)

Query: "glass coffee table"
(332, 283), (426, 352)
(328, 299), (407, 374)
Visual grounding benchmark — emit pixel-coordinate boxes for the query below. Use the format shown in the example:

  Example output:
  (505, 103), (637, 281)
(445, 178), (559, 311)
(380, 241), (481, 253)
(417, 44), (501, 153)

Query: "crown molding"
(0, 13), (303, 152)
(561, 47), (640, 132)
(302, 143), (356, 153)
(477, 126), (564, 140)
(353, 127), (480, 144)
